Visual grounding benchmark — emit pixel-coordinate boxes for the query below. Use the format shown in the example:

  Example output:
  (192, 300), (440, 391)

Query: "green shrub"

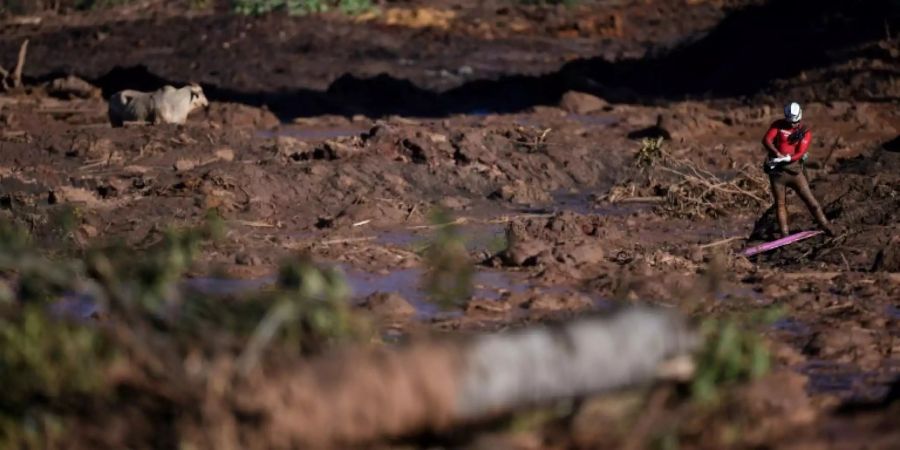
(0, 213), (366, 447)
(422, 208), (474, 309)
(690, 308), (783, 404)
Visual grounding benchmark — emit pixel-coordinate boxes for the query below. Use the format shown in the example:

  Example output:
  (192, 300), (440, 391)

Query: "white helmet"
(784, 102), (802, 123)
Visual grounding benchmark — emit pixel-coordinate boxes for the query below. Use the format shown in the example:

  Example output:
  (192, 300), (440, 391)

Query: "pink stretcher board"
(741, 230), (823, 257)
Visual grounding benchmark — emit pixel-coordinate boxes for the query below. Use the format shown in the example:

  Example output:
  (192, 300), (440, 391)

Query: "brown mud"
(1, 0), (899, 448)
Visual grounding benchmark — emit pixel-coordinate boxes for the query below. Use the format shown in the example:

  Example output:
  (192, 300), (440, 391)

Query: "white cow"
(107, 83), (208, 127)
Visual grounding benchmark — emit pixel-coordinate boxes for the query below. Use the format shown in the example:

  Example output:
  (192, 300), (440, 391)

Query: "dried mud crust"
(2, 90), (900, 450)
(6, 0), (897, 120)
(1, 1), (900, 449)
(0, 0), (738, 92)
(0, 95), (635, 269)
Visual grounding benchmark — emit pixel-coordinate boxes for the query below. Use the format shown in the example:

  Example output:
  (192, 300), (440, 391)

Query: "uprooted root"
(603, 146), (770, 219)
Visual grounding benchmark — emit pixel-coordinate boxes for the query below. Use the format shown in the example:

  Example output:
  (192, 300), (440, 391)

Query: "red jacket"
(763, 119), (811, 162)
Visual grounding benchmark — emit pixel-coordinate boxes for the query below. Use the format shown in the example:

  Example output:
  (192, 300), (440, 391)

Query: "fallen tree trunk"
(232, 306), (698, 449)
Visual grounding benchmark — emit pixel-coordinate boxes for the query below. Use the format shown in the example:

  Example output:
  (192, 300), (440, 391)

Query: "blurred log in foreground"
(235, 306), (698, 449)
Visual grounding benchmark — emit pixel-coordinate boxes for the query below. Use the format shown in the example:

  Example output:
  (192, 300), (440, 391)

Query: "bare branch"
(0, 66), (8, 91)
(12, 39), (28, 89)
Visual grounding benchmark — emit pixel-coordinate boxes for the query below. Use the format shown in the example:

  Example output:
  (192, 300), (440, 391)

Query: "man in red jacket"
(762, 102), (835, 237)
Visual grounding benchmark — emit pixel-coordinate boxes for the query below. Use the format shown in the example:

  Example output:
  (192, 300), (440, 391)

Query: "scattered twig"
(657, 165), (767, 204)
(12, 39), (28, 89)
(318, 236), (377, 246)
(407, 218), (467, 229)
(840, 252), (851, 271)
(615, 147), (770, 219)
(1, 130), (27, 138)
(820, 302), (855, 315)
(229, 220), (276, 228)
(352, 219), (372, 227)
(537, 127), (551, 143)
(4, 16), (42, 26)
(780, 271), (841, 281)
(698, 236), (745, 250)
(483, 213), (555, 224)
(611, 196), (665, 204)
(78, 160), (108, 171)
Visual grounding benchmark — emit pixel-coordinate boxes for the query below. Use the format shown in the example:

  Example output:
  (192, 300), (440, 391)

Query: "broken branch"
(698, 236), (745, 249)
(12, 39), (28, 89)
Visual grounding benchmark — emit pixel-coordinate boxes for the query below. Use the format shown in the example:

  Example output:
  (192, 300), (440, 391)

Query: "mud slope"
(3, 0), (897, 120)
(0, 1), (899, 449)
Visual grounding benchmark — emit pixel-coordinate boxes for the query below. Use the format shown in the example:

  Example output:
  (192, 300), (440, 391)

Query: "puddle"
(548, 190), (598, 215)
(802, 360), (863, 396)
(515, 190), (649, 216)
(771, 317), (811, 337)
(799, 360), (898, 402)
(342, 266), (528, 319)
(175, 266), (530, 320)
(776, 320), (898, 402)
(375, 229), (426, 248)
(50, 292), (99, 320)
(256, 126), (367, 141)
(461, 223), (506, 253)
(49, 264), (606, 323)
(886, 304), (900, 320)
(183, 277), (275, 295)
(49, 278), (276, 321)
(375, 223), (506, 253)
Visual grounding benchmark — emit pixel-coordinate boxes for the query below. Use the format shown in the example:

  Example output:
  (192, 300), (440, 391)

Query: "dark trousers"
(768, 166), (830, 236)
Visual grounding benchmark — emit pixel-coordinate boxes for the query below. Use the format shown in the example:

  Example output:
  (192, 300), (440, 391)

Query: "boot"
(776, 203), (790, 238)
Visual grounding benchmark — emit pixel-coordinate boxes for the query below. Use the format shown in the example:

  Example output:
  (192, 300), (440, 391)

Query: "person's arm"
(762, 125), (784, 158)
(791, 128), (812, 161)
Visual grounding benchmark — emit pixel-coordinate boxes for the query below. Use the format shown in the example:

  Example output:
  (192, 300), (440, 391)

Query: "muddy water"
(800, 360), (899, 402)
(375, 223), (506, 253)
(483, 189), (654, 216)
(342, 266), (529, 319)
(49, 270), (478, 321)
(772, 316), (900, 402)
(50, 292), (99, 320)
(886, 304), (900, 320)
(772, 317), (812, 337)
(180, 265), (527, 317)
(184, 276), (275, 295)
(371, 189), (647, 251)
(181, 263), (604, 320)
